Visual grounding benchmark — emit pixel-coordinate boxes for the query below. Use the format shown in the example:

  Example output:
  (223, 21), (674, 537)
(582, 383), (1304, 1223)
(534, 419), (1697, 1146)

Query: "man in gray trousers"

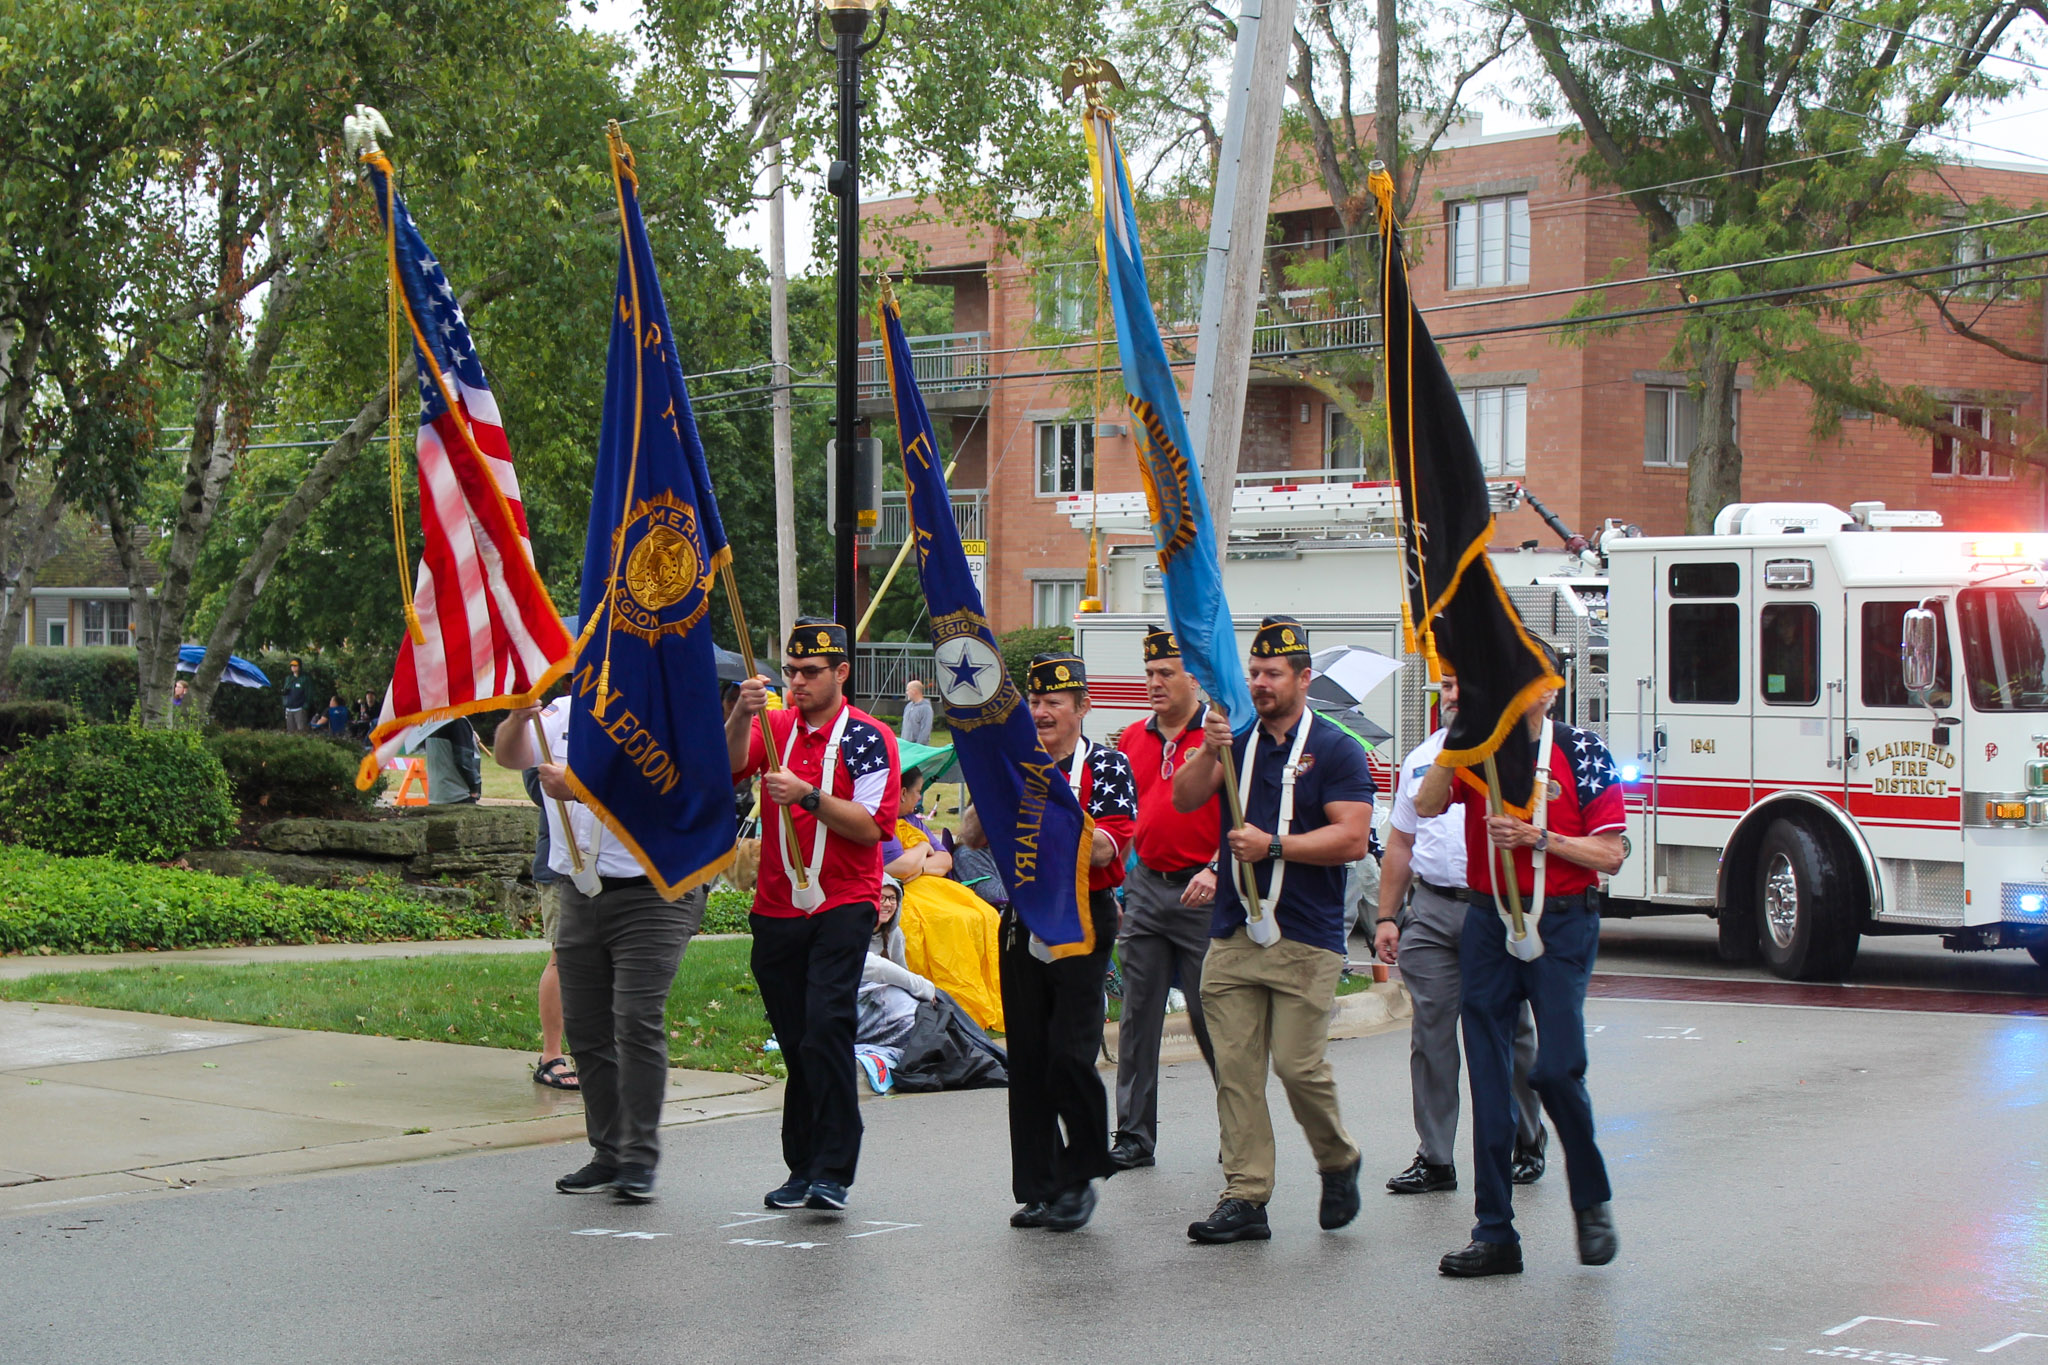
(1374, 670), (1546, 1194)
(1109, 626), (1220, 1169)
(498, 697), (706, 1204)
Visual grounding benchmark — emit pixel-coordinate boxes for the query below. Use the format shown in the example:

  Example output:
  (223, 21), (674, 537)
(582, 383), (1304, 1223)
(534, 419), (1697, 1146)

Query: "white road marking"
(718, 1212), (789, 1229)
(843, 1220), (921, 1239)
(1980, 1335), (2048, 1354)
(1822, 1317), (1940, 1337)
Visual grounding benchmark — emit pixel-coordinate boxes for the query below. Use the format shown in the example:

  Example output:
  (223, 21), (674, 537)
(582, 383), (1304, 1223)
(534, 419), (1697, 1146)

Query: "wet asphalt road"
(9, 945), (2048, 1365)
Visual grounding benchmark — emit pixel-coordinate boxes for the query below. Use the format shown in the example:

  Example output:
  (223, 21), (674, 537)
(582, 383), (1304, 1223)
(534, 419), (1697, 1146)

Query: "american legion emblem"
(930, 608), (1015, 731)
(612, 491), (712, 643)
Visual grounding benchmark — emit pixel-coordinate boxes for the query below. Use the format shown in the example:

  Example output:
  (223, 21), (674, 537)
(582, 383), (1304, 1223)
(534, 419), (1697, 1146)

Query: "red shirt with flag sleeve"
(736, 702), (900, 918)
(1068, 739), (1138, 892)
(1452, 723), (1625, 899)
(1119, 704), (1221, 872)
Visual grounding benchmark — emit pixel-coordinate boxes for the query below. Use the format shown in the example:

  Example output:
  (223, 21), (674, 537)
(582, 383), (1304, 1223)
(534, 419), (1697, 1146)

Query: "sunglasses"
(781, 664), (832, 681)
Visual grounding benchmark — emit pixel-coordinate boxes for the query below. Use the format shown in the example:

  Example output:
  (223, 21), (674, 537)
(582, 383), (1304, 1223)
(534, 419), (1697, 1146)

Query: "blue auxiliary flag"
(564, 129), (737, 899)
(879, 290), (1099, 957)
(1086, 107), (1257, 736)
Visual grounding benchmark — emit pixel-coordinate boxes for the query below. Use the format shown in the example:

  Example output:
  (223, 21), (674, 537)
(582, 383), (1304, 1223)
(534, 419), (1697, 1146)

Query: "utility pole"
(826, 0), (885, 642)
(767, 129), (800, 652)
(1186, 0), (1298, 560)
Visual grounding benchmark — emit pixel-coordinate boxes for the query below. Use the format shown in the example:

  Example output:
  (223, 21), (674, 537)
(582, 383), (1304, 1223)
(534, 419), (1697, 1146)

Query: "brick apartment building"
(858, 121), (2048, 635)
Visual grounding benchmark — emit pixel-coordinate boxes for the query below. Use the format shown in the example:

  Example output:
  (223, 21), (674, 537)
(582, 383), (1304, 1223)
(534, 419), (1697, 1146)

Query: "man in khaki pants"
(1172, 616), (1377, 1243)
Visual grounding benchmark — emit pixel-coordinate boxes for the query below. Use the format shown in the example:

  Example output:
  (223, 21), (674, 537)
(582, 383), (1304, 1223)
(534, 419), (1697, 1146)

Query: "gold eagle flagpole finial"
(1060, 56), (1125, 108)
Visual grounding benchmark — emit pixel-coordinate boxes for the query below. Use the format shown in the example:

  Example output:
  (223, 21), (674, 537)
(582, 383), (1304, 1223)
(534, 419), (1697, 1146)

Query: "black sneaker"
(611, 1164), (657, 1203)
(1318, 1157), (1362, 1230)
(555, 1161), (619, 1195)
(1385, 1154), (1457, 1195)
(1108, 1136), (1155, 1170)
(1188, 1197), (1271, 1243)
(1512, 1126), (1549, 1186)
(1009, 1202), (1050, 1229)
(1040, 1183), (1098, 1232)
(804, 1180), (850, 1211)
(764, 1175), (809, 1210)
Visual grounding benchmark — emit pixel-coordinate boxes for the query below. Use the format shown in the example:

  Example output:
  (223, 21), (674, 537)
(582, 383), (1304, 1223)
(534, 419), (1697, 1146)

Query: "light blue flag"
(1086, 108), (1256, 734)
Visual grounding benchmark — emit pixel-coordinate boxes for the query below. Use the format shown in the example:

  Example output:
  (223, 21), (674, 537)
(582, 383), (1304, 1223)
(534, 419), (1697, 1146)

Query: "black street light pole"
(825, 0), (884, 644)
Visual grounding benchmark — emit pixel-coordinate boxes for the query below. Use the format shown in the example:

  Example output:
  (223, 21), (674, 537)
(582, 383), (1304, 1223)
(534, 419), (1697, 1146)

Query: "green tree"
(1510, 0), (2035, 529)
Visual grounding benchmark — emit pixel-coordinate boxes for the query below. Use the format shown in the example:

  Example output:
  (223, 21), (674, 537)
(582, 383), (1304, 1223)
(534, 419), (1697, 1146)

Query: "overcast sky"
(572, 0), (2048, 282)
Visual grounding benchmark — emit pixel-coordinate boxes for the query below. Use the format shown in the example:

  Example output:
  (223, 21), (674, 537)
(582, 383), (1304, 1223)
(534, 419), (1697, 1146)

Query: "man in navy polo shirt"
(1172, 616), (1375, 1244)
(1413, 647), (1626, 1277)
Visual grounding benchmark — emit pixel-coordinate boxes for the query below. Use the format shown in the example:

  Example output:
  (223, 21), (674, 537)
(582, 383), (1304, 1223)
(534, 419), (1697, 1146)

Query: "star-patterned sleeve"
(1086, 746), (1138, 858)
(842, 717), (901, 829)
(1564, 725), (1626, 835)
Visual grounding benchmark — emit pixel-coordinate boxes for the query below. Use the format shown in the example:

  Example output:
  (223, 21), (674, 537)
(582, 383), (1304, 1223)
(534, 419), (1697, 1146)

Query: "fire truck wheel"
(1753, 819), (1860, 982)
(1715, 903), (1761, 963)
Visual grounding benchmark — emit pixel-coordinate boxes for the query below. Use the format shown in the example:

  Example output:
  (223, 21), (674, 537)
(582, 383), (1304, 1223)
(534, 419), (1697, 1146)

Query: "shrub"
(0, 845), (511, 954)
(0, 724), (237, 860)
(704, 887), (752, 935)
(997, 624), (1075, 696)
(206, 729), (382, 814)
(6, 646), (139, 721)
(0, 699), (78, 753)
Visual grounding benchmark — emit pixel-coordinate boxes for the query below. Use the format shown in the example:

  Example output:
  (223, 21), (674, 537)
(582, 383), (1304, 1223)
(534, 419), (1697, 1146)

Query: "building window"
(80, 599), (131, 648)
(1456, 385), (1526, 476)
(1324, 408), (1367, 470)
(1036, 421), (1096, 496)
(46, 616), (66, 648)
(1034, 580), (1082, 627)
(1448, 195), (1530, 288)
(1932, 404), (2010, 479)
(1644, 385), (1740, 467)
(1759, 603), (1819, 705)
(1157, 257), (1204, 324)
(1035, 263), (1093, 334)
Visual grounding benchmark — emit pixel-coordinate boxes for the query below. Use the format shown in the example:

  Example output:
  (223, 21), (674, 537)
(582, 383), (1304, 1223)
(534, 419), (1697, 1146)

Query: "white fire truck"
(1602, 500), (2048, 980)
(1065, 480), (2048, 981)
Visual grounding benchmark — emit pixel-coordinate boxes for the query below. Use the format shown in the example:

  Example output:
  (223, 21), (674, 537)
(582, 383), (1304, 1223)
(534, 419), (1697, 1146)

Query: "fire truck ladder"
(1059, 473), (1527, 538)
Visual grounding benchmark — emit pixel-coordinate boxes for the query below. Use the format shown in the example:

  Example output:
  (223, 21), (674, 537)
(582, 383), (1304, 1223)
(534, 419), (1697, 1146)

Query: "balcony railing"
(1251, 302), (1380, 357)
(872, 488), (987, 548)
(857, 330), (992, 401)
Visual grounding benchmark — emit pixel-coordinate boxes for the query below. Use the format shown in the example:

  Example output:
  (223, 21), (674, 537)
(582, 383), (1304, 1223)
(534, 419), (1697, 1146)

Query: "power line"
(1759, 0), (2048, 79)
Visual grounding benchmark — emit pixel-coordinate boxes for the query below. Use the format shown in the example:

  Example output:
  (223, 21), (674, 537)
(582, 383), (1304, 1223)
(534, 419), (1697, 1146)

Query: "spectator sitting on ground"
(855, 877), (938, 1093)
(884, 768), (1003, 1031)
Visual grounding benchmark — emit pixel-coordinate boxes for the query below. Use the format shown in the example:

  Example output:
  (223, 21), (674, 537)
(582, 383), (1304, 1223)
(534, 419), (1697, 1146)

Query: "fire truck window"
(1668, 562), (1740, 598)
(1861, 601), (1953, 707)
(1668, 604), (1740, 703)
(1759, 604), (1819, 705)
(1957, 589), (2048, 711)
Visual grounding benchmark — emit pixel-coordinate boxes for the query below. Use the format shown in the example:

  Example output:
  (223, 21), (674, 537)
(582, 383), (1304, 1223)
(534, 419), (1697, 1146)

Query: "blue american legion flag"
(879, 289), (1099, 955)
(1086, 105), (1257, 735)
(563, 130), (737, 897)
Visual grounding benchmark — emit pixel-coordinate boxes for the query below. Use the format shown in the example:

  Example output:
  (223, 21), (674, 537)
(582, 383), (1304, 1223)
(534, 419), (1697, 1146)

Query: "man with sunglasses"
(1109, 626), (1220, 1171)
(729, 618), (901, 1214)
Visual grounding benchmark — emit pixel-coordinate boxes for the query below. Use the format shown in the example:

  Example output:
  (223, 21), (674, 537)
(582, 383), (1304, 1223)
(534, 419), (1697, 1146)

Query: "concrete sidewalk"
(0, 1000), (779, 1217)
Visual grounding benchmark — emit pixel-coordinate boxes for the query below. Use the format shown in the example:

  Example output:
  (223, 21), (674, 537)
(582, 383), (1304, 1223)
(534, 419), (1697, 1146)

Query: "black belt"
(1463, 888), (1588, 911)
(1415, 877), (1464, 900)
(1147, 864), (1207, 886)
(597, 874), (652, 895)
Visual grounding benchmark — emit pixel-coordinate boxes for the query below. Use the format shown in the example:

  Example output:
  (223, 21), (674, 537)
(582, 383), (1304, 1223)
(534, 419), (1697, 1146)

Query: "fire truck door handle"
(1635, 676), (1654, 764)
(1653, 725), (1668, 761)
(1844, 728), (1862, 768)
(1825, 680), (1845, 769)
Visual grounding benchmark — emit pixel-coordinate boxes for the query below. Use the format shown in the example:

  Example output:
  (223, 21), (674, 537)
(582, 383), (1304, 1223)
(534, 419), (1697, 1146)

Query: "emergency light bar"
(1964, 538), (2043, 560)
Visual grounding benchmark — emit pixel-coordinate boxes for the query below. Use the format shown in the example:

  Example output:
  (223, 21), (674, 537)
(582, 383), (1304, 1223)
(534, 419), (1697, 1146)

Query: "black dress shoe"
(1108, 1137), (1155, 1170)
(1439, 1240), (1524, 1277)
(1512, 1126), (1549, 1186)
(1318, 1157), (1362, 1230)
(1385, 1154), (1457, 1194)
(1188, 1197), (1271, 1243)
(1575, 1202), (1618, 1265)
(1040, 1183), (1098, 1232)
(1009, 1202), (1049, 1228)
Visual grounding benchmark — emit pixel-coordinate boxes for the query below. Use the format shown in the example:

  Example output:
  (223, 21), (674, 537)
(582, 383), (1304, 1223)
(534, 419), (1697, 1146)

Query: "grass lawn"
(0, 940), (779, 1076)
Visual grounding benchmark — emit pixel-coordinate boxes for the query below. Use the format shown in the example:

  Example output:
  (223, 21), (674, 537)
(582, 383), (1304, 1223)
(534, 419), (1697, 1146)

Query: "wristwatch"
(797, 788), (822, 813)
(1267, 837), (1285, 862)
(1533, 830), (1550, 853)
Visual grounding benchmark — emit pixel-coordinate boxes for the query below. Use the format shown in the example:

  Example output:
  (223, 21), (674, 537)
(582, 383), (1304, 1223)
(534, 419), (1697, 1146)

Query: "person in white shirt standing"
(1374, 670), (1546, 1195)
(497, 696), (707, 1204)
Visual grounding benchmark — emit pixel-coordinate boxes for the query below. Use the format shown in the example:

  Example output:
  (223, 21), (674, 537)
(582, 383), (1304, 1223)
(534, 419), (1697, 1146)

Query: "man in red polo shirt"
(1412, 645), (1626, 1277)
(728, 618), (900, 1214)
(998, 652), (1137, 1232)
(1110, 625), (1220, 1170)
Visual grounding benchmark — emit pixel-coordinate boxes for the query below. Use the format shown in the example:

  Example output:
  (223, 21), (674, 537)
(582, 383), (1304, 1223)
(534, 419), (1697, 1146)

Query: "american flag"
(356, 157), (573, 786)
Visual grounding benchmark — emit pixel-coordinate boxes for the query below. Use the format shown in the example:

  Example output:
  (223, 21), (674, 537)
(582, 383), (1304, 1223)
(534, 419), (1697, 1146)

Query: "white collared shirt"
(535, 700), (649, 880)
(1387, 728), (1466, 890)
